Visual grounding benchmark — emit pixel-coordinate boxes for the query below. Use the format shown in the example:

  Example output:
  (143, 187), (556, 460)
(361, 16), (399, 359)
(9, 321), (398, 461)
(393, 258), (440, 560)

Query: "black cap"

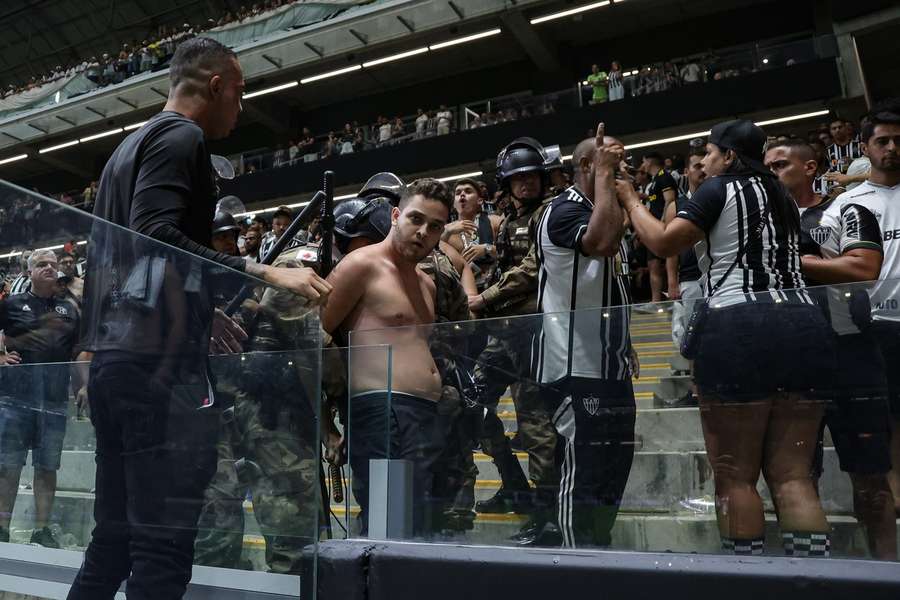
(709, 119), (770, 176)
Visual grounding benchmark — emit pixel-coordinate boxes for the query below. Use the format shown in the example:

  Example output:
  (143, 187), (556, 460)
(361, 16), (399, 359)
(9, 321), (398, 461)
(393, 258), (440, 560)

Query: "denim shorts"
(0, 400), (67, 471)
(693, 301), (836, 402)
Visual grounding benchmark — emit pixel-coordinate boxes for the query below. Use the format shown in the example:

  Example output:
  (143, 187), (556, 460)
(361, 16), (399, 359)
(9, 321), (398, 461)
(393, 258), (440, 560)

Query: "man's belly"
(347, 334), (442, 401)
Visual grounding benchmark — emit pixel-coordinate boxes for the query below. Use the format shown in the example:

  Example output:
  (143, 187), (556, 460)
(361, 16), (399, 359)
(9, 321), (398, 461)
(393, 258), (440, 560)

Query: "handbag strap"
(706, 181), (772, 297)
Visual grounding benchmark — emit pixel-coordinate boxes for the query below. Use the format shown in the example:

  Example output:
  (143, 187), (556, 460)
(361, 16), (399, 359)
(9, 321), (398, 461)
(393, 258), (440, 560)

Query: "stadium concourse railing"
(345, 279), (900, 564)
(0, 180), (331, 599)
(224, 33), (839, 180)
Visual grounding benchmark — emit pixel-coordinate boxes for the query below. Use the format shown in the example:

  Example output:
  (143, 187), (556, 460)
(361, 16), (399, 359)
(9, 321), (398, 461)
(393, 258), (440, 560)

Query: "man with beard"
(323, 178), (453, 536)
(826, 101), (900, 517)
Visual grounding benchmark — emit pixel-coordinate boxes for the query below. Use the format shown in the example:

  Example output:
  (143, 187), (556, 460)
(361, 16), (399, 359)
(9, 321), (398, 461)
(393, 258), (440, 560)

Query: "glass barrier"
(342, 344), (393, 537)
(347, 278), (899, 561)
(0, 180), (322, 595)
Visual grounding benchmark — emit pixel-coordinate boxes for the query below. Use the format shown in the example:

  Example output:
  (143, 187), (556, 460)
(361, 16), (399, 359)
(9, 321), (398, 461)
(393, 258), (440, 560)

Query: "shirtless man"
(443, 178), (503, 293)
(323, 178), (453, 536)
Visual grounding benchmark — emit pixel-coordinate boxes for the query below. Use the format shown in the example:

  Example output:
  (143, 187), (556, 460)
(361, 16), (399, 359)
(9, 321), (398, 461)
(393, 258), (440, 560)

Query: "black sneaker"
(30, 526), (60, 549)
(510, 518), (562, 547)
(672, 391), (699, 407)
(474, 487), (532, 514)
(0, 526), (9, 543)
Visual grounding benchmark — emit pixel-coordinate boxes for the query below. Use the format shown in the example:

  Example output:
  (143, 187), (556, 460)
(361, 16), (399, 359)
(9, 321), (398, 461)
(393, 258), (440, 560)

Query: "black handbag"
(679, 195), (770, 360)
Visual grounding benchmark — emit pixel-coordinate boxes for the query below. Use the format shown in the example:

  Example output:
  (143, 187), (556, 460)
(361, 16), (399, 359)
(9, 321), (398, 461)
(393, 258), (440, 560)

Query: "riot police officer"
(467, 137), (560, 545)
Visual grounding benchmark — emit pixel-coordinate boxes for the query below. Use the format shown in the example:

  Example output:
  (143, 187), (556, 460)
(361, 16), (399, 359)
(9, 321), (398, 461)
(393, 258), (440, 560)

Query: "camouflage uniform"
(475, 199), (558, 500)
(418, 247), (477, 529)
(195, 245), (321, 574)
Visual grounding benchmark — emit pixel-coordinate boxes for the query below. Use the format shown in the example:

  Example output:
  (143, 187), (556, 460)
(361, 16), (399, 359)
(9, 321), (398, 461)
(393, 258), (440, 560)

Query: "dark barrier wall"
(309, 540), (900, 600)
(222, 58), (842, 204)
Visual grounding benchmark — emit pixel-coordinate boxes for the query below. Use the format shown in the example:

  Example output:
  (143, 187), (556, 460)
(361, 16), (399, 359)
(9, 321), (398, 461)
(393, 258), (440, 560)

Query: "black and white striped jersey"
(827, 136), (863, 172)
(8, 274), (31, 296)
(675, 174), (810, 306)
(535, 186), (631, 384)
(813, 174), (832, 197)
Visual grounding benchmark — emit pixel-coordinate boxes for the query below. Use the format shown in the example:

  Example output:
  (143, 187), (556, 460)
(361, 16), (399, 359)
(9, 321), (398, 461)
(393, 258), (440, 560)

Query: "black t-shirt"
(0, 292), (79, 403)
(647, 169), (677, 219)
(82, 111), (245, 358)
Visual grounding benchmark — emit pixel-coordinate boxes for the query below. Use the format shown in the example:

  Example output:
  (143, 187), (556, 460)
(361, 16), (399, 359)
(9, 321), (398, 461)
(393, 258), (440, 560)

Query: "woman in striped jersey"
(615, 119), (835, 558)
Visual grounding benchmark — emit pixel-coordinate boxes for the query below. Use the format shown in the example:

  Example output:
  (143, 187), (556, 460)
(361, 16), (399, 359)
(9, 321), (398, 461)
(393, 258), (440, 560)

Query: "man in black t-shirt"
(0, 250), (81, 548)
(70, 38), (331, 600)
(640, 152), (678, 307)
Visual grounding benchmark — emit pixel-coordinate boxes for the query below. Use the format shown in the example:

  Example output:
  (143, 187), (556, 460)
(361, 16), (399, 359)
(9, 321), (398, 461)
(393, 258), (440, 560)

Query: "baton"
(224, 190), (325, 316)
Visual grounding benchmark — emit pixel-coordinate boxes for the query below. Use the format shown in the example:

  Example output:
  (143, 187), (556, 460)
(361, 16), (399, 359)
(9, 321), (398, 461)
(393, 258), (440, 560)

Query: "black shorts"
(694, 301), (836, 402)
(870, 321), (900, 419)
(822, 333), (892, 474)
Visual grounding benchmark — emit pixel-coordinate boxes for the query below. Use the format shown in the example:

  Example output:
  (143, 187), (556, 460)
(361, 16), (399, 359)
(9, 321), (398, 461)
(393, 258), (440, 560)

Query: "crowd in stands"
(0, 0), (311, 101)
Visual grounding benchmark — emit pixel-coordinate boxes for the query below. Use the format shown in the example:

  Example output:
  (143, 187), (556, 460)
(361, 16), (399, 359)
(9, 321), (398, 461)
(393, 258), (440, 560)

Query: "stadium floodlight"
(436, 171), (483, 182)
(301, 65), (362, 84)
(79, 128), (124, 143)
(123, 121), (148, 131)
(625, 130), (712, 150)
(531, 1), (611, 25)
(243, 81), (299, 99)
(754, 110), (830, 127)
(0, 153), (28, 166)
(429, 29), (502, 51)
(334, 193), (358, 201)
(363, 47), (430, 68)
(39, 140), (80, 154)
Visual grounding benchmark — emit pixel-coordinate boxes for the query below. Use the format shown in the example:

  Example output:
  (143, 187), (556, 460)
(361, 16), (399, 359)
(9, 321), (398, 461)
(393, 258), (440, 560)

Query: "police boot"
(475, 450), (532, 514)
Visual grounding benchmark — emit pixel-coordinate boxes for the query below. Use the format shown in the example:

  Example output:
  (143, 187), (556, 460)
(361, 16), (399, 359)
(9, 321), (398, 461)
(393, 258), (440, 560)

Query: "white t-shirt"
(378, 123), (392, 142)
(680, 63), (702, 83)
(437, 110), (451, 127)
(832, 180), (900, 321)
(415, 114), (428, 133)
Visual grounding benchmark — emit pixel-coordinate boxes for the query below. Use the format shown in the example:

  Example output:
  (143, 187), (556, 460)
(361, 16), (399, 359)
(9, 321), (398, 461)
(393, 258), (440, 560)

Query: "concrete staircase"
(5, 310), (896, 564)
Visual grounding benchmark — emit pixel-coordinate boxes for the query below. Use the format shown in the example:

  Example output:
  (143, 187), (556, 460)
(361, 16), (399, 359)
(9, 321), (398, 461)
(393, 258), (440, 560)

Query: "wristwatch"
(485, 243), (494, 254)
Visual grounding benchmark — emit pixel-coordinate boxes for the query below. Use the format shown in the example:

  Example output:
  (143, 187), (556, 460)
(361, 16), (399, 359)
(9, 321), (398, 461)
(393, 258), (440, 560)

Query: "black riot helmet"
(212, 211), (240, 237)
(333, 198), (393, 254)
(495, 137), (550, 198)
(358, 171), (407, 206)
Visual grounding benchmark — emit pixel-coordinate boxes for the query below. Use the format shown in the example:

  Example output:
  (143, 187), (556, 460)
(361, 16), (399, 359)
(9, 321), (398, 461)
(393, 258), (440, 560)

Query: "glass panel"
(343, 278), (898, 561)
(0, 181), (321, 593)
(344, 344), (392, 538)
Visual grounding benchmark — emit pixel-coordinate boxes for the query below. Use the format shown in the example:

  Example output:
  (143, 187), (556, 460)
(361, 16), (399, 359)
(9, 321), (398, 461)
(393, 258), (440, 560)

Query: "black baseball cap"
(709, 119), (770, 176)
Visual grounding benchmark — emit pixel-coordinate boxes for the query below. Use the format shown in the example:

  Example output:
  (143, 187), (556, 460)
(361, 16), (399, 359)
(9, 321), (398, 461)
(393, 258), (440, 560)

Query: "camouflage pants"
(194, 392), (320, 574)
(474, 325), (558, 489)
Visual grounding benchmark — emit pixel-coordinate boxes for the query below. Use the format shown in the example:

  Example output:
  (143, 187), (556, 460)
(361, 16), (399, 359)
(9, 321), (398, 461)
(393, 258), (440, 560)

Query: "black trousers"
(545, 377), (636, 549)
(67, 353), (219, 600)
(348, 392), (447, 537)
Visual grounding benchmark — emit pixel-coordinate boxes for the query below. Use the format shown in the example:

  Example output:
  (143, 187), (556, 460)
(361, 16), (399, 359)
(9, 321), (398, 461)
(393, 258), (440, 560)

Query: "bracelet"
(627, 202), (643, 215)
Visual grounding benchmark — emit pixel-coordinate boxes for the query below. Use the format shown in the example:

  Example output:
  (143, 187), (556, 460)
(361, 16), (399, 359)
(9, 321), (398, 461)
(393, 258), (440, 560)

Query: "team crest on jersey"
(809, 226), (831, 246)
(21, 304), (31, 312)
(582, 394), (600, 416)
(55, 305), (68, 316)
